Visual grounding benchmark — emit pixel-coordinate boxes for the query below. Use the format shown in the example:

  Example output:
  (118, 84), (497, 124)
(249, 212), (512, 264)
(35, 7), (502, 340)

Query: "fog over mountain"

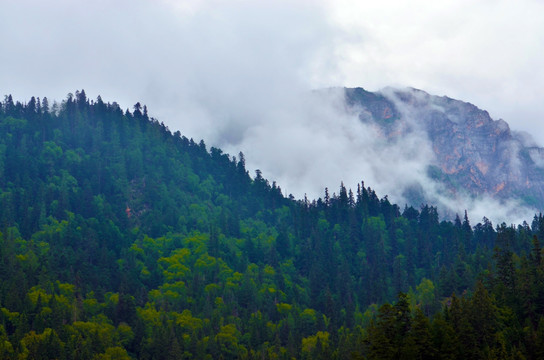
(346, 87), (544, 220)
(210, 87), (537, 224)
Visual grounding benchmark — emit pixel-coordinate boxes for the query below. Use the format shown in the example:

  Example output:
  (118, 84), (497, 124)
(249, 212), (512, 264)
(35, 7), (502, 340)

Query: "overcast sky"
(2, 0), (543, 217)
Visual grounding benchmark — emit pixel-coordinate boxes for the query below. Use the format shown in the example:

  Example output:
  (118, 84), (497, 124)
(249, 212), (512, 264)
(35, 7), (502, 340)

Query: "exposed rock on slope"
(344, 87), (544, 210)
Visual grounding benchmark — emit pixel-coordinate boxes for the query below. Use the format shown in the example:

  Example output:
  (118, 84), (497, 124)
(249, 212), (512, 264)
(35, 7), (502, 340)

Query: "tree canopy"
(0, 91), (543, 358)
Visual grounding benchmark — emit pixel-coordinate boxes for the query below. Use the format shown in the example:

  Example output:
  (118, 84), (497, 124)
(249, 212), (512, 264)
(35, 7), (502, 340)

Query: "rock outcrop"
(344, 87), (544, 210)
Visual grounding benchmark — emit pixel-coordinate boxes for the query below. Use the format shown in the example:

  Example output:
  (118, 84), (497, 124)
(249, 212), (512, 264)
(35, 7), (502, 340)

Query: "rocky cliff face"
(344, 87), (544, 210)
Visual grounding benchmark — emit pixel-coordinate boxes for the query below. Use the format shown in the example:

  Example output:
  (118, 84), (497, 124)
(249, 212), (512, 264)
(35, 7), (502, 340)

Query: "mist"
(218, 86), (536, 225)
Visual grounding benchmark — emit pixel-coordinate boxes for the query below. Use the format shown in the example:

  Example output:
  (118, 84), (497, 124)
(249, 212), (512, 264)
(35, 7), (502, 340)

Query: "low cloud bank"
(213, 87), (536, 225)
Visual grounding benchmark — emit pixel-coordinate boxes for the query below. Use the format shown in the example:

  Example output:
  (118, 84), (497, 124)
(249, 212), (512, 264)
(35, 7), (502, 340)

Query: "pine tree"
(402, 307), (435, 360)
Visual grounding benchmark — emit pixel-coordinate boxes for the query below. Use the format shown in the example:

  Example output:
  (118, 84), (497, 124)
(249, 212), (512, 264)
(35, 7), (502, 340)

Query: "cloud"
(226, 88), (437, 201)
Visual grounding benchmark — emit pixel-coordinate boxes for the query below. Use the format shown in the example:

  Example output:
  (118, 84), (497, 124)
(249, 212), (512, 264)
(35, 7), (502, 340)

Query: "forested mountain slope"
(0, 91), (544, 359)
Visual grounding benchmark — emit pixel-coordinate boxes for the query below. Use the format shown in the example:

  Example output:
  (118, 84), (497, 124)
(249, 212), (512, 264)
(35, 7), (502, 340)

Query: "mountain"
(344, 87), (544, 210)
(1, 91), (544, 358)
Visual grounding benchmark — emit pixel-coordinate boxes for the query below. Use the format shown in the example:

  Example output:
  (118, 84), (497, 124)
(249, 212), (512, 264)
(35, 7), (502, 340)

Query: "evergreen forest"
(1, 91), (544, 359)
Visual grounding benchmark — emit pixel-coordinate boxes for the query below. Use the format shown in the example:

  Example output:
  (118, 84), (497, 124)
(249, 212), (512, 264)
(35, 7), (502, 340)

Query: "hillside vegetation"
(0, 91), (543, 359)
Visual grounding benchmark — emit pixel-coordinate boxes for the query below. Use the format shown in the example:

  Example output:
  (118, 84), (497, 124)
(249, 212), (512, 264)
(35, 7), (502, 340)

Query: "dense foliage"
(0, 91), (543, 359)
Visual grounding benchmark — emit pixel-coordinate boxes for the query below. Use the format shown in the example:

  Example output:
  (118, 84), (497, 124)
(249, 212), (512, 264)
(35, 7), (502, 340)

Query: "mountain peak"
(344, 86), (543, 211)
